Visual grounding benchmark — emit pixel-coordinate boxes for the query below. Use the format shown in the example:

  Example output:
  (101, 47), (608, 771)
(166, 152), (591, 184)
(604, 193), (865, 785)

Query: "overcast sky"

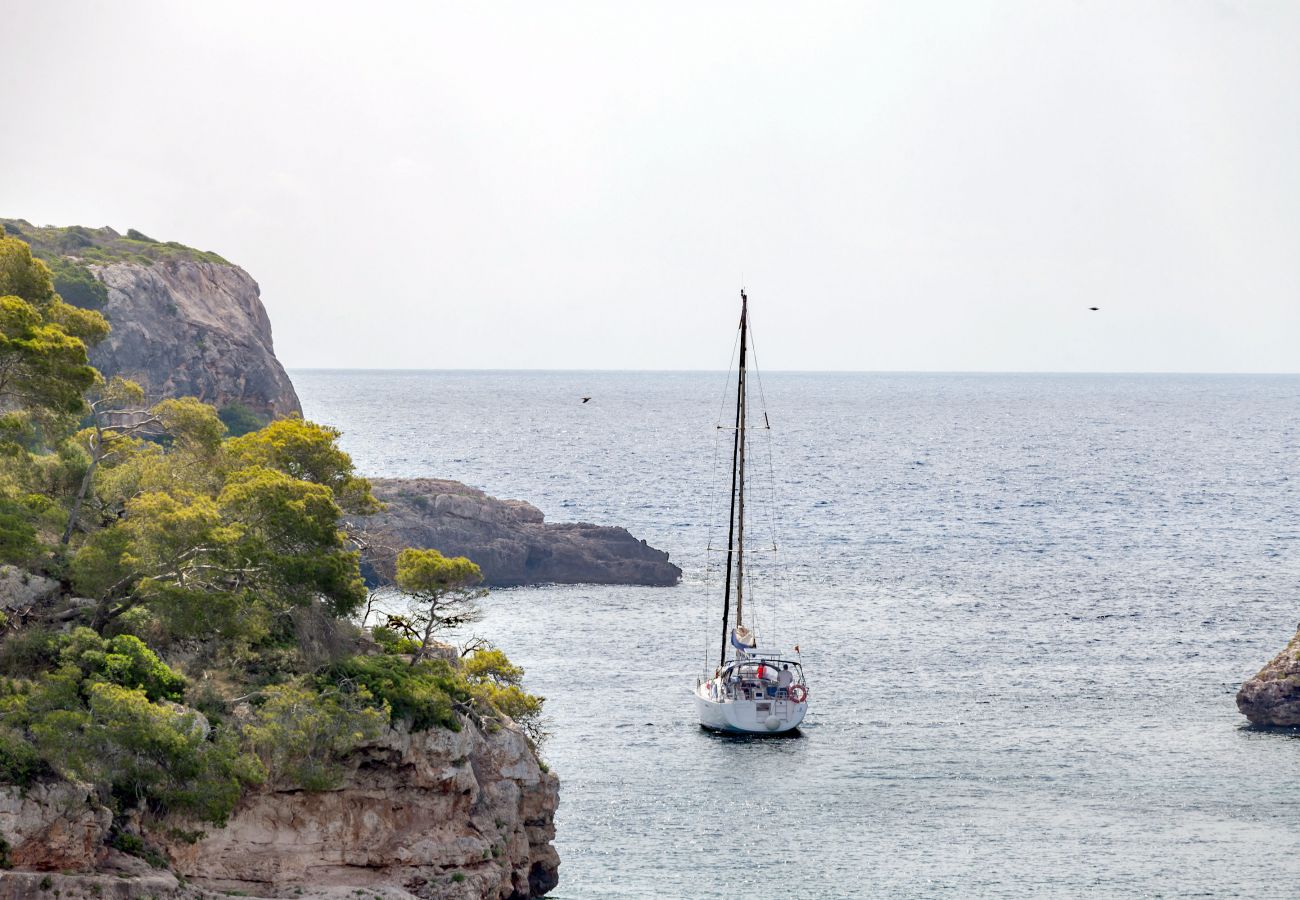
(3, 2), (1298, 372)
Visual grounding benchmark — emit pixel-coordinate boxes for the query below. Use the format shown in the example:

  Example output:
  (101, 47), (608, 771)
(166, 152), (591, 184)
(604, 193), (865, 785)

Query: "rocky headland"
(357, 479), (681, 588)
(0, 220), (300, 421)
(2, 219), (678, 589)
(0, 221), (680, 899)
(1236, 625), (1300, 727)
(0, 567), (559, 900)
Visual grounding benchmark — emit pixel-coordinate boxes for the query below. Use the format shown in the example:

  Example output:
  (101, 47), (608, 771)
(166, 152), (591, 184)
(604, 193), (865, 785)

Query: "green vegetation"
(325, 654), (464, 732)
(0, 230), (543, 836)
(1, 219), (230, 274)
(392, 548), (484, 663)
(218, 403), (267, 438)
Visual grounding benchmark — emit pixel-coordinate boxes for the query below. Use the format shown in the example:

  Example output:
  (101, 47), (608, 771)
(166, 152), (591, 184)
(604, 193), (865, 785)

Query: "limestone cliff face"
(358, 478), (681, 588)
(0, 717), (558, 900)
(1236, 626), (1300, 726)
(0, 220), (301, 420)
(90, 260), (301, 419)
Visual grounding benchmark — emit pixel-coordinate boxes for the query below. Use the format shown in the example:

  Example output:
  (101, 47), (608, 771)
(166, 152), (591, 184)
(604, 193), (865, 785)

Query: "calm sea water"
(294, 370), (1300, 898)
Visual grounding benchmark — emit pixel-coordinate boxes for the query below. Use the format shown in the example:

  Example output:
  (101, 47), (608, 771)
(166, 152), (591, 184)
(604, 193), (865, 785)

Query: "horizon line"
(286, 366), (1300, 377)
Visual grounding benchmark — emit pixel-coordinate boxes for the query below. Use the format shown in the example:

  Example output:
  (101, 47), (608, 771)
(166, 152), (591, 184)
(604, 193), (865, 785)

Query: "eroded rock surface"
(356, 478), (680, 588)
(0, 566), (61, 612)
(0, 716), (558, 900)
(1236, 626), (1300, 726)
(169, 720), (557, 898)
(0, 781), (111, 871)
(90, 261), (301, 419)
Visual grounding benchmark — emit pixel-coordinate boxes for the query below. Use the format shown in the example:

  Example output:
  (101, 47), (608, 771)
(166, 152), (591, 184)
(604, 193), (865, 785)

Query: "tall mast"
(719, 290), (749, 667)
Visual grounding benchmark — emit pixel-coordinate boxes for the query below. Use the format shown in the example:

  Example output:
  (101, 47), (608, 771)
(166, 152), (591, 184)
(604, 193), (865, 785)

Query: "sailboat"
(694, 290), (808, 734)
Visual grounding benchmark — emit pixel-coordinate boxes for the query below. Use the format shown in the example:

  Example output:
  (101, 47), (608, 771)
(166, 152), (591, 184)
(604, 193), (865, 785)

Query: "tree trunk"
(61, 435), (101, 545)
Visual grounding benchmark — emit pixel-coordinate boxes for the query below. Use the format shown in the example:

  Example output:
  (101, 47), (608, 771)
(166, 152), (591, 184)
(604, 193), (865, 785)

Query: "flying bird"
(581, 396), (592, 403)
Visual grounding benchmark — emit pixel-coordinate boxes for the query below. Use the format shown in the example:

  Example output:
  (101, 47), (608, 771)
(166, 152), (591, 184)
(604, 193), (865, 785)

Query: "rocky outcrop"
(166, 719), (557, 898)
(0, 566), (60, 611)
(357, 478), (681, 588)
(89, 260), (300, 419)
(0, 220), (300, 420)
(0, 716), (558, 900)
(1236, 626), (1300, 726)
(0, 781), (112, 871)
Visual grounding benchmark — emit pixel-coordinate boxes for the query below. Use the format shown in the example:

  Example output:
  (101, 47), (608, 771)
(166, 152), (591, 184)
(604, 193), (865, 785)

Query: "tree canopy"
(0, 229), (543, 837)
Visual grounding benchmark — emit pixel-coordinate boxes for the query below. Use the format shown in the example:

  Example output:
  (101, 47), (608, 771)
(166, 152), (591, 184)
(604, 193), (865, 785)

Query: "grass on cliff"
(0, 219), (230, 312)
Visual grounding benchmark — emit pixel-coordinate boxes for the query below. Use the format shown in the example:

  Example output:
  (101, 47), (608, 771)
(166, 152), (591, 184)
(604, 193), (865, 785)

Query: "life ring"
(788, 684), (807, 703)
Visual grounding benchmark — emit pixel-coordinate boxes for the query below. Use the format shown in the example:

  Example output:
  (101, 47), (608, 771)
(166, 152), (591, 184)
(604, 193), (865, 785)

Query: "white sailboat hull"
(694, 683), (806, 734)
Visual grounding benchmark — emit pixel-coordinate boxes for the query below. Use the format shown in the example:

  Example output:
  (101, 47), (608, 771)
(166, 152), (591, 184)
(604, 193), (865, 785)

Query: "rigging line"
(702, 322), (741, 671)
(746, 319), (793, 651)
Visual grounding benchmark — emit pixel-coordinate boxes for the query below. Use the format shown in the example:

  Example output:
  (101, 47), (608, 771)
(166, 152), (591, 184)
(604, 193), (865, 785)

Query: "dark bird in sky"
(1088, 306), (1100, 311)
(581, 397), (592, 403)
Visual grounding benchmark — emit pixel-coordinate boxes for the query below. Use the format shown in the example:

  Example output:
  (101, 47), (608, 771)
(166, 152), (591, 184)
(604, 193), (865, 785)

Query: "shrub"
(463, 647), (545, 745)
(469, 682), (544, 741)
(45, 257), (108, 310)
(370, 625), (420, 656)
(110, 831), (167, 868)
(60, 628), (187, 703)
(0, 725), (47, 786)
(0, 628), (63, 676)
(29, 682), (263, 824)
(462, 648), (524, 686)
(242, 683), (386, 790)
(324, 654), (464, 732)
(0, 496), (40, 565)
(217, 404), (266, 438)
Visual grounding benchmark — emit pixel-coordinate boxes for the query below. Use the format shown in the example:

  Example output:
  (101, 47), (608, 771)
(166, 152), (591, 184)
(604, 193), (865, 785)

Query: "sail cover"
(731, 625), (757, 652)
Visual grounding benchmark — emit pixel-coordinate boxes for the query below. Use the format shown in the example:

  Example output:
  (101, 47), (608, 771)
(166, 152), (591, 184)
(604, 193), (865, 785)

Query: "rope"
(702, 321), (742, 673)
(745, 321), (794, 655)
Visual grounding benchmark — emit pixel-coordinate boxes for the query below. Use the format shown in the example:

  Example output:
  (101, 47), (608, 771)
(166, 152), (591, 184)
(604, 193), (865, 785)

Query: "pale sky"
(2, 1), (1298, 372)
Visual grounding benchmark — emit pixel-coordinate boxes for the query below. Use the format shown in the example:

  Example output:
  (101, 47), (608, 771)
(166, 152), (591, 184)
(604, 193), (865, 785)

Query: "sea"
(293, 370), (1300, 899)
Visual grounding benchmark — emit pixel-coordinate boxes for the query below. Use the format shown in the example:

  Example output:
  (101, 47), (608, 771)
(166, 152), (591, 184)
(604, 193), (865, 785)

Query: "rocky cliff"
(357, 478), (681, 588)
(1236, 625), (1300, 726)
(0, 716), (558, 900)
(0, 220), (300, 420)
(88, 261), (300, 419)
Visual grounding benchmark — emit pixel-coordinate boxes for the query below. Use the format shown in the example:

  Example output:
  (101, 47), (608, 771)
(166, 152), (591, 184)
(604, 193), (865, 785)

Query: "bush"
(45, 257), (108, 310)
(463, 647), (545, 745)
(242, 683), (386, 790)
(0, 725), (47, 786)
(60, 628), (187, 703)
(110, 831), (167, 868)
(217, 404), (266, 438)
(370, 625), (420, 656)
(29, 682), (263, 825)
(0, 628), (63, 676)
(324, 655), (464, 732)
(0, 496), (40, 566)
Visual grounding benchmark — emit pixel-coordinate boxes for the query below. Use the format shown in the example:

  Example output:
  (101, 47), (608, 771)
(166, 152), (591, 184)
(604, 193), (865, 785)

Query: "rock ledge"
(356, 478), (681, 588)
(1236, 626), (1300, 726)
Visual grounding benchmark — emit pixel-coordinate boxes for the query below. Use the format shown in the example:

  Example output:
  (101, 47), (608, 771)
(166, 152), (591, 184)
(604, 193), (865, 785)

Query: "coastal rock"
(0, 780), (112, 870)
(0, 566), (61, 612)
(0, 220), (300, 420)
(161, 719), (558, 898)
(0, 716), (558, 899)
(90, 260), (301, 419)
(1236, 626), (1300, 726)
(356, 478), (681, 588)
